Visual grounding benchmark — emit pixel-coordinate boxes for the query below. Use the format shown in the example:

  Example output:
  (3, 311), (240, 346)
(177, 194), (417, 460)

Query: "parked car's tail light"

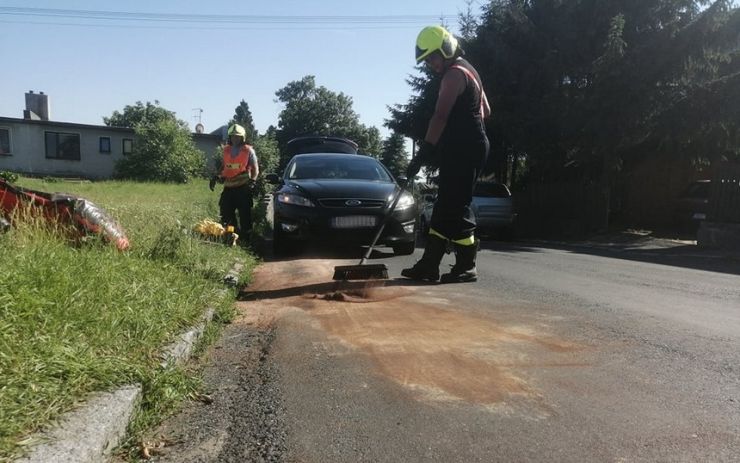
(392, 192), (415, 211)
(277, 193), (315, 208)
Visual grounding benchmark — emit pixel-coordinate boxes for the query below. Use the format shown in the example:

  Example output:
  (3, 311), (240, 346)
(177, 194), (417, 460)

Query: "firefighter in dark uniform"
(209, 123), (259, 241)
(402, 25), (491, 283)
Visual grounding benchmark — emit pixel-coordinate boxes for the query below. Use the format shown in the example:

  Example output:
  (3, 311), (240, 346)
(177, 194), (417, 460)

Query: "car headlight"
(277, 192), (315, 207)
(393, 192), (415, 211)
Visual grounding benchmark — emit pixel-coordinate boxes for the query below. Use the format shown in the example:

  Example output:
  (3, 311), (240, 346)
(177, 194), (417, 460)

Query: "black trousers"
(430, 139), (489, 241)
(219, 184), (253, 237)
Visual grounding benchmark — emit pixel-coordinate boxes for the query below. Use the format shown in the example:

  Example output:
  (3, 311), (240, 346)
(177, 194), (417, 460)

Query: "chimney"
(24, 91), (50, 121)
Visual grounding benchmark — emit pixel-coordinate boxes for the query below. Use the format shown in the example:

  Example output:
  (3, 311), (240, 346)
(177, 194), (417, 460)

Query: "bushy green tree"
(114, 117), (204, 183)
(274, 76), (383, 168)
(354, 126), (383, 160)
(252, 133), (279, 178)
(103, 100), (186, 130)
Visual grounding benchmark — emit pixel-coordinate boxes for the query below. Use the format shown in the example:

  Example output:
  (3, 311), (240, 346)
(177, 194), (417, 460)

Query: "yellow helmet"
(227, 124), (246, 138)
(415, 25), (458, 63)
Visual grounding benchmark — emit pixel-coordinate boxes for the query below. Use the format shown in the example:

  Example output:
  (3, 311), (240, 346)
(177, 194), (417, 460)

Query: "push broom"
(332, 179), (410, 280)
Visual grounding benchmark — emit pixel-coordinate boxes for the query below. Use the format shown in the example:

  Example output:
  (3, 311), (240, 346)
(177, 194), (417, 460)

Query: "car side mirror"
(396, 175), (408, 184)
(265, 173), (281, 184)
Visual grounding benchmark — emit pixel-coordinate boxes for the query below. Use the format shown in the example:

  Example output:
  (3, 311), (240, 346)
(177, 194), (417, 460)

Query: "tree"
(385, 69), (441, 147)
(252, 133), (279, 178)
(458, 0), (481, 41)
(230, 100), (257, 143)
(380, 132), (409, 178)
(115, 117), (204, 183)
(354, 126), (383, 160)
(103, 100), (187, 130)
(249, 131), (280, 200)
(108, 101), (203, 182)
(466, 0), (740, 227)
(274, 76), (383, 168)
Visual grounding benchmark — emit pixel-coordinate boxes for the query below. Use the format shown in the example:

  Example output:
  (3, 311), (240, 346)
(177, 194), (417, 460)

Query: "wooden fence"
(709, 162), (740, 224)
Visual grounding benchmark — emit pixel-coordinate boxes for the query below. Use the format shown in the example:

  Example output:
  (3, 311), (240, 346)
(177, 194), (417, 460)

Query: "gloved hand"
(209, 176), (218, 191)
(406, 141), (435, 178)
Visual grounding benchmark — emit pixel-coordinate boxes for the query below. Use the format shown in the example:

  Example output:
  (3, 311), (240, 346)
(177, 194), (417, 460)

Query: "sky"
(0, 1), (475, 139)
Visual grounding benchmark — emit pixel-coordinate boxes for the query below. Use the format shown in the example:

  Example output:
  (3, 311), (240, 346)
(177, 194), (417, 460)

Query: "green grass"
(0, 178), (257, 461)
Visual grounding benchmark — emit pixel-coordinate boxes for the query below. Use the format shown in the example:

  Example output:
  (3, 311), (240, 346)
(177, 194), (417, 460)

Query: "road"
(146, 240), (740, 462)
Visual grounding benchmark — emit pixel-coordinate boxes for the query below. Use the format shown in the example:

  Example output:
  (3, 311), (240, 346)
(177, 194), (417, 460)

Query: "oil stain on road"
(241, 259), (589, 416)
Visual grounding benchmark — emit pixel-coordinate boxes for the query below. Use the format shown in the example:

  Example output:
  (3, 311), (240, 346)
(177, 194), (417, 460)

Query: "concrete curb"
(223, 260), (244, 287)
(14, 264), (242, 463)
(160, 306), (217, 368)
(16, 386), (141, 463)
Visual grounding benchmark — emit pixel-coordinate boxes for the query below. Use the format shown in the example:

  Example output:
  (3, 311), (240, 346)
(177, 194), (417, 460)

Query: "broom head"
(332, 263), (389, 281)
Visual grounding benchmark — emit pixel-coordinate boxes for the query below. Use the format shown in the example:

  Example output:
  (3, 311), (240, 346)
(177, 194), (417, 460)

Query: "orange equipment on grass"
(0, 178), (129, 251)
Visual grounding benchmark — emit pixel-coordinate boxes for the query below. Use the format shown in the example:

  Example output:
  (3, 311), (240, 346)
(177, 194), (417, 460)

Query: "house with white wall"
(0, 91), (222, 179)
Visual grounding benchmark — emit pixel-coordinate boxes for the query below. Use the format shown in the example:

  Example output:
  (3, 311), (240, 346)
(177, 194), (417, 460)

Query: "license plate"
(331, 215), (377, 229)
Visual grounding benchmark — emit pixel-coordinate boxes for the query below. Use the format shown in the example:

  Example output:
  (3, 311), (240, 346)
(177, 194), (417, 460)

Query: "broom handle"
(359, 179), (408, 265)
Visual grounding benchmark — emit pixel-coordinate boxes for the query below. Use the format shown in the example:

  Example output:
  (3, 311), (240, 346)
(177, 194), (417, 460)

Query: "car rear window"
(473, 183), (510, 198)
(287, 138), (358, 155)
(288, 156), (392, 181)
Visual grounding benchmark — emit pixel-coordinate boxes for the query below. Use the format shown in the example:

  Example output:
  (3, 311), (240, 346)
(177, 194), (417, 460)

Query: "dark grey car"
(266, 152), (417, 255)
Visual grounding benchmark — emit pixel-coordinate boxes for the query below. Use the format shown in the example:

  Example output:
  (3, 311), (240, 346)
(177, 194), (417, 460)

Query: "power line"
(0, 7), (456, 27)
(0, 18), (435, 31)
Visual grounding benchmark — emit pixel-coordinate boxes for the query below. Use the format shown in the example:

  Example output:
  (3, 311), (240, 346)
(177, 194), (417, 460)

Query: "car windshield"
(473, 183), (511, 198)
(287, 156), (392, 181)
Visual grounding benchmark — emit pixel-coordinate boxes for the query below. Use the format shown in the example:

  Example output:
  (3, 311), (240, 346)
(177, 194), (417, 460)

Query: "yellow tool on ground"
(193, 219), (239, 246)
(194, 219), (225, 237)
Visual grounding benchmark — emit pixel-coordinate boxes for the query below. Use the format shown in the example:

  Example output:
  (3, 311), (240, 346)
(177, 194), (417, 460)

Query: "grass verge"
(0, 178), (257, 461)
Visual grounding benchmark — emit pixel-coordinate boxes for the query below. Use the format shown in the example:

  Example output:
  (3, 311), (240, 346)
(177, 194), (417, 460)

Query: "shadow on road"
(238, 277), (434, 301)
(253, 226), (738, 278)
(479, 239), (740, 276)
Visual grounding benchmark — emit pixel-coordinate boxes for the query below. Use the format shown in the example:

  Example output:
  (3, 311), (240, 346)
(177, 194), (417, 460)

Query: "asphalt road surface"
(145, 240), (740, 463)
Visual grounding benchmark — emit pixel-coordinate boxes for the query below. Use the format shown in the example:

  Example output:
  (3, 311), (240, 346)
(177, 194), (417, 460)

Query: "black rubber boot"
(440, 242), (478, 283)
(401, 235), (447, 282)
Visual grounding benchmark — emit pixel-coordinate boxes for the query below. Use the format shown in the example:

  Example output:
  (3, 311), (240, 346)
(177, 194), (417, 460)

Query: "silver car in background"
(419, 181), (516, 240)
(471, 182), (516, 238)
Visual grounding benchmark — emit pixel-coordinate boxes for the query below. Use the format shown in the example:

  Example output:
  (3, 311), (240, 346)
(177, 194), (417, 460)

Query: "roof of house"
(0, 116), (220, 139)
